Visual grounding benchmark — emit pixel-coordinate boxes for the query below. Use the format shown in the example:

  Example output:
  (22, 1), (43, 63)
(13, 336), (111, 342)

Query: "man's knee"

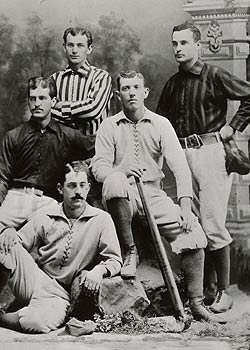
(18, 299), (68, 333)
(102, 172), (130, 201)
(19, 312), (52, 333)
(160, 222), (183, 242)
(168, 219), (207, 255)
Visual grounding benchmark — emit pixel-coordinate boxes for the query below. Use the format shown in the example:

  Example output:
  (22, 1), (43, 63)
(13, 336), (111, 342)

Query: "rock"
(0, 285), (15, 311)
(66, 275), (102, 322)
(67, 275), (150, 322)
(99, 276), (150, 316)
(65, 318), (96, 336)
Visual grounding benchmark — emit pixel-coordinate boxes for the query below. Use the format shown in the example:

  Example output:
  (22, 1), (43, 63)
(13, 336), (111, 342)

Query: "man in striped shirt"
(51, 27), (112, 157)
(156, 22), (250, 314)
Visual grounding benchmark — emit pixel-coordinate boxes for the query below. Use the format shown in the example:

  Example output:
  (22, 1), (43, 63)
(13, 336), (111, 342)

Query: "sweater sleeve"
(159, 118), (193, 200)
(92, 119), (117, 182)
(97, 212), (122, 277)
(52, 71), (112, 121)
(17, 213), (44, 252)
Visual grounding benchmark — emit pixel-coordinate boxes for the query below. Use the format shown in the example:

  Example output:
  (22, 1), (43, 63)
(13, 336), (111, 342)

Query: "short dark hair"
(63, 27), (93, 47)
(172, 22), (201, 42)
(117, 70), (146, 91)
(61, 160), (90, 184)
(28, 77), (57, 99)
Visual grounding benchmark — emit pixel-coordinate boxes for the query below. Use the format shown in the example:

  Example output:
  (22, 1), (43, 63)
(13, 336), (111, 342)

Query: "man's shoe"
(190, 298), (227, 324)
(203, 284), (217, 306)
(209, 289), (233, 313)
(121, 246), (139, 279)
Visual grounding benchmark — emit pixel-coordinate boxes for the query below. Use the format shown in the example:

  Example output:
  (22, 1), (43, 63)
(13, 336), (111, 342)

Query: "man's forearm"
(179, 196), (192, 211)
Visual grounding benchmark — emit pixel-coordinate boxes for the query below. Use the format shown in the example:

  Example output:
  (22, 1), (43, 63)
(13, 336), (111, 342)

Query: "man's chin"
(127, 104), (138, 111)
(176, 57), (185, 63)
(69, 59), (84, 66)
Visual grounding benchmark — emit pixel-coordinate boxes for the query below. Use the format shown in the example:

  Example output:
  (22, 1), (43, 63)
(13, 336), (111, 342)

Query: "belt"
(179, 132), (222, 149)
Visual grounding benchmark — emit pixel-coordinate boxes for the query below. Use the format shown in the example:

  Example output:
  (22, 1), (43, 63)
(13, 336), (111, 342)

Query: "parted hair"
(117, 70), (146, 91)
(62, 160), (90, 183)
(172, 22), (201, 42)
(63, 27), (93, 47)
(28, 76), (57, 99)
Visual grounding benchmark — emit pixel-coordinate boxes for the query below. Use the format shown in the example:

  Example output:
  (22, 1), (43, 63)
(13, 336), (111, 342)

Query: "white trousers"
(185, 142), (233, 251)
(0, 243), (70, 333)
(102, 172), (207, 254)
(0, 189), (57, 233)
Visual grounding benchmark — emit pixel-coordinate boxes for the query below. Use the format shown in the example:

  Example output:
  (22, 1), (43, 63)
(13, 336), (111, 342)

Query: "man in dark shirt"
(156, 22), (250, 314)
(0, 76), (87, 234)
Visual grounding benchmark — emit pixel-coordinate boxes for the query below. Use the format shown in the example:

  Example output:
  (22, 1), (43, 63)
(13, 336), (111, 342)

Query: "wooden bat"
(135, 176), (187, 322)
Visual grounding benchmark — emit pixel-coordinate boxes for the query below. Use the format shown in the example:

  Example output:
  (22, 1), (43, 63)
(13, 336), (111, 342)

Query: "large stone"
(99, 276), (150, 316)
(68, 275), (150, 321)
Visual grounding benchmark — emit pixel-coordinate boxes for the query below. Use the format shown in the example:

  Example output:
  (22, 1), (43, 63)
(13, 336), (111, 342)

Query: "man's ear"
(51, 97), (57, 108)
(57, 183), (63, 195)
(144, 87), (150, 99)
(87, 44), (93, 55)
(115, 90), (121, 102)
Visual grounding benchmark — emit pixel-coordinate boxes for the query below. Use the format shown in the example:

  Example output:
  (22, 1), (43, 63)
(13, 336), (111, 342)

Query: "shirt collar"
(27, 117), (58, 134)
(47, 202), (99, 220)
(116, 108), (152, 125)
(179, 59), (204, 76)
(62, 60), (91, 77)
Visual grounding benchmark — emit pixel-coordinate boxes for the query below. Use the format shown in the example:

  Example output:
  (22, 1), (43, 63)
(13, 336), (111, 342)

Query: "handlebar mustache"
(72, 195), (84, 200)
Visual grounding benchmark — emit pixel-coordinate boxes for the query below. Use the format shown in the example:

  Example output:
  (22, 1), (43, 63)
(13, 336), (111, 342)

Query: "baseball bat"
(135, 176), (186, 321)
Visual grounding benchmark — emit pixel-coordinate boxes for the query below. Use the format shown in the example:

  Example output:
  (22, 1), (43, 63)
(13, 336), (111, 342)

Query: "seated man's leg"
(0, 243), (69, 333)
(0, 190), (57, 232)
(103, 172), (138, 279)
(87, 166), (104, 209)
(143, 185), (224, 322)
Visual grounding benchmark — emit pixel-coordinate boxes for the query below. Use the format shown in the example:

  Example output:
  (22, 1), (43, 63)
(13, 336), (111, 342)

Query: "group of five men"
(0, 22), (250, 333)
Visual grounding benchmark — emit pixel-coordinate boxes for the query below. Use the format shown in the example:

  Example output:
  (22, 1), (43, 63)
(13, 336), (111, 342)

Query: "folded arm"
(52, 72), (112, 120)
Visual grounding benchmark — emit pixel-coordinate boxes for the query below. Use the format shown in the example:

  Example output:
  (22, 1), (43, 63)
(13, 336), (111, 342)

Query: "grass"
(93, 308), (250, 344)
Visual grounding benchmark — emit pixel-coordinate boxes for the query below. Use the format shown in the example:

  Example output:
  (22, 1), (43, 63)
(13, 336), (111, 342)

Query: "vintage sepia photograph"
(0, 1), (250, 349)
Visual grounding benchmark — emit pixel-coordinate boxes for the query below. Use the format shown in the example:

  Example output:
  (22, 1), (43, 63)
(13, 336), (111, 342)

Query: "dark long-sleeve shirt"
(156, 59), (250, 137)
(0, 118), (87, 203)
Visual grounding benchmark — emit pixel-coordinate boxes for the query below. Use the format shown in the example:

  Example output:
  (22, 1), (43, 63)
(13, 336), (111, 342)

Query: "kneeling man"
(0, 161), (121, 333)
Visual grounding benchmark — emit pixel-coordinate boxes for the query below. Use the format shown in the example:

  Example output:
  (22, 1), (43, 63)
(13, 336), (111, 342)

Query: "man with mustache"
(0, 76), (88, 237)
(156, 22), (250, 313)
(0, 161), (121, 333)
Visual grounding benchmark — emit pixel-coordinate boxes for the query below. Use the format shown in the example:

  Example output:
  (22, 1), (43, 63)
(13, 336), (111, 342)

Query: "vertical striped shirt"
(156, 59), (250, 137)
(51, 60), (112, 136)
